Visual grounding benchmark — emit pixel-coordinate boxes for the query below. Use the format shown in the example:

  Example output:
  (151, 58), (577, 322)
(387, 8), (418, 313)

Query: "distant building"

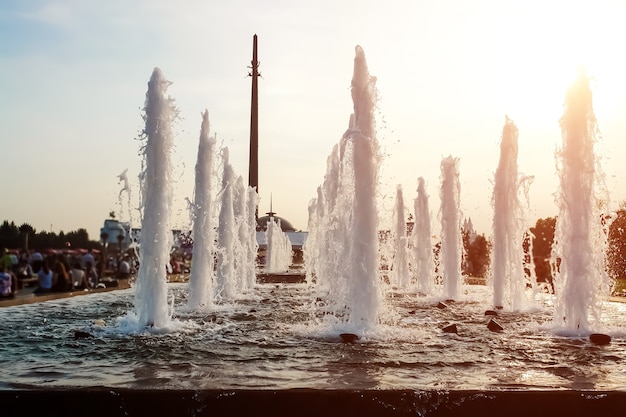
(100, 219), (131, 248)
(100, 219), (183, 252)
(463, 217), (477, 243)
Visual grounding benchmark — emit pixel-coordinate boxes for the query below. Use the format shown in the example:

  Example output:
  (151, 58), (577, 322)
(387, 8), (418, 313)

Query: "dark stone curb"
(2, 389), (624, 417)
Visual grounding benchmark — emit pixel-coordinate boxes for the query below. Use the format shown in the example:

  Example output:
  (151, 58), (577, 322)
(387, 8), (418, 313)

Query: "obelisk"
(248, 34), (259, 195)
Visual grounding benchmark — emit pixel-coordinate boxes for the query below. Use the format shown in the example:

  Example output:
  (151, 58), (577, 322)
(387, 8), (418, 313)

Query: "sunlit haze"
(2, 0), (626, 242)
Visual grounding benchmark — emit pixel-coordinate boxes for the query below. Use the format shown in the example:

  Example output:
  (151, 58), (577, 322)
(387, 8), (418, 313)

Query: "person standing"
(81, 248), (95, 269)
(85, 261), (99, 288)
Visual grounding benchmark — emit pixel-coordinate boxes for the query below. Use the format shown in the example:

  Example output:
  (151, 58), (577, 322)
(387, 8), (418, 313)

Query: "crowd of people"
(0, 246), (191, 300)
(0, 247), (126, 298)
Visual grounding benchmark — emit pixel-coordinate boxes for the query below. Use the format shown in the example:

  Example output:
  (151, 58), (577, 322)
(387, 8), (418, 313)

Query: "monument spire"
(266, 193), (275, 218)
(248, 34), (259, 196)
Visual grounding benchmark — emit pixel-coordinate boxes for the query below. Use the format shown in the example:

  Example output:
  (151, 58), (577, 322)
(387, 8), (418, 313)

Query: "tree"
(462, 231), (491, 278)
(0, 221), (20, 248)
(0, 219), (99, 249)
(607, 207), (626, 280)
(66, 228), (91, 248)
(18, 223), (35, 250)
(529, 217), (556, 283)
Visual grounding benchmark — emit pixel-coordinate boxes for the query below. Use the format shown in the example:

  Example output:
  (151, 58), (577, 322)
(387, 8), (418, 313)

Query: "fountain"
(412, 177), (435, 295)
(340, 45), (381, 331)
(491, 117), (535, 310)
(264, 217), (293, 273)
(439, 155), (462, 300)
(391, 184), (410, 288)
(132, 67), (176, 328)
(304, 148), (342, 296)
(117, 168), (133, 226)
(234, 176), (258, 291)
(214, 147), (238, 302)
(305, 45), (382, 333)
(187, 110), (217, 310)
(2, 54), (626, 417)
(552, 70), (613, 334)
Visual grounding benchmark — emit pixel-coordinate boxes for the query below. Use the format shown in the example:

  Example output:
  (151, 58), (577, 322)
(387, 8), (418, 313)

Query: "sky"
(2, 0), (626, 242)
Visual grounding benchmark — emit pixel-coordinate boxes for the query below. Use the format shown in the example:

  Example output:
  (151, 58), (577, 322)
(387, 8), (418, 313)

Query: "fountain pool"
(2, 282), (626, 416)
(4, 48), (626, 417)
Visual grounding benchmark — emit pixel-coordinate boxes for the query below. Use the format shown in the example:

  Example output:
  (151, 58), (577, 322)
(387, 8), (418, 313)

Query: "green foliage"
(613, 278), (626, 296)
(527, 211), (626, 288)
(529, 216), (556, 283)
(462, 231), (491, 278)
(0, 220), (20, 248)
(607, 208), (626, 280)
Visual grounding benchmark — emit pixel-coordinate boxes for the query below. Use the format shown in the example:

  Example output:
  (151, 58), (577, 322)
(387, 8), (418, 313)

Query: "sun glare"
(475, 0), (626, 129)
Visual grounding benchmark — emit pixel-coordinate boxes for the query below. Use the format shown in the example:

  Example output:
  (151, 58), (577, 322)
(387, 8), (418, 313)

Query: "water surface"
(1, 283), (625, 391)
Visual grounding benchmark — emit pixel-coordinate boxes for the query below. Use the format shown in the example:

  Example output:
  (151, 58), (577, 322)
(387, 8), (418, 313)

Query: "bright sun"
(480, 1), (624, 130)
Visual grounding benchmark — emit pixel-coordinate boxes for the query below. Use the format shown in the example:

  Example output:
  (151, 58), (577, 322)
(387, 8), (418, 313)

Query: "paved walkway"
(0, 278), (130, 308)
(2, 278), (623, 308)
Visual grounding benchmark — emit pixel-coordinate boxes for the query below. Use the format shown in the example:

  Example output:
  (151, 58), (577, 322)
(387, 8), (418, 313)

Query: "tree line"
(461, 207), (626, 282)
(4, 208), (626, 282)
(0, 220), (100, 251)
